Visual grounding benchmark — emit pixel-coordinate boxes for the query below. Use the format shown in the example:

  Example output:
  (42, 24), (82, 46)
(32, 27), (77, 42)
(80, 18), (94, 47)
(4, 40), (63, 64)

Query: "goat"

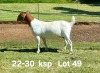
(17, 12), (75, 54)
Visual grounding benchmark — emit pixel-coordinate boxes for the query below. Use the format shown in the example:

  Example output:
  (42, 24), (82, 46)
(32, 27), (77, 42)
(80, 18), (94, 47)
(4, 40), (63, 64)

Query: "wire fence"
(0, 3), (100, 50)
(0, 3), (100, 21)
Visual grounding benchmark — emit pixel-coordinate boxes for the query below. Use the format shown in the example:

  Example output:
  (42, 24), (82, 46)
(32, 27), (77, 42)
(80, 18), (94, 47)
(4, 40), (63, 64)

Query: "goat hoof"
(66, 51), (73, 54)
(69, 51), (73, 54)
(62, 49), (66, 51)
(37, 51), (40, 53)
(62, 47), (66, 50)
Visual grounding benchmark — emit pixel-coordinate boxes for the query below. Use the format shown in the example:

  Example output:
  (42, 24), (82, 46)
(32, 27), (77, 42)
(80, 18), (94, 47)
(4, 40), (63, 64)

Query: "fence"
(0, 3), (100, 22)
(0, 3), (100, 50)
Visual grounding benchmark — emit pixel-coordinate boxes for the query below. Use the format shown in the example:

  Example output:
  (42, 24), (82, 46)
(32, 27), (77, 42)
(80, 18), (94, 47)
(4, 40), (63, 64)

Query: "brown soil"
(0, 21), (100, 42)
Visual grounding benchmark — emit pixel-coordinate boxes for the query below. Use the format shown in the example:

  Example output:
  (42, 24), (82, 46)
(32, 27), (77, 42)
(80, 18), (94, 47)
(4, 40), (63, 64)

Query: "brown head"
(17, 12), (34, 26)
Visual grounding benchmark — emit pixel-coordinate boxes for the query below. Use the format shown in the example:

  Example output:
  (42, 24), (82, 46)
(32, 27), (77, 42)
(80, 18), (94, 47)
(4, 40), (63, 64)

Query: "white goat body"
(30, 16), (75, 54)
(31, 18), (74, 37)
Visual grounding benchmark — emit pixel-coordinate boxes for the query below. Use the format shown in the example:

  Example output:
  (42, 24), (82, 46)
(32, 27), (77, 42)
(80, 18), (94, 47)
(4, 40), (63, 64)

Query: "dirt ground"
(0, 21), (100, 42)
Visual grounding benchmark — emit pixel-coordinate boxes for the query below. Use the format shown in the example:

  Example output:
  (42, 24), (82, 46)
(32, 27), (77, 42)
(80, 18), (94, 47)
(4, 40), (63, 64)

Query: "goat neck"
(25, 13), (34, 26)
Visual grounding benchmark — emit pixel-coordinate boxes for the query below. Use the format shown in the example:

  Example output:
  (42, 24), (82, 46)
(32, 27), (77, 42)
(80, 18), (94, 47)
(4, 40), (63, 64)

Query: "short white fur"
(30, 16), (75, 54)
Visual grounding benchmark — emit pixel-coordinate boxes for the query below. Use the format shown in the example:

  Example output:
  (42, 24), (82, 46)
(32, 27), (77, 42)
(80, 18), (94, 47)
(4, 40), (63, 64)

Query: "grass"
(0, 41), (100, 73)
(0, 3), (100, 73)
(0, 0), (74, 3)
(0, 3), (100, 22)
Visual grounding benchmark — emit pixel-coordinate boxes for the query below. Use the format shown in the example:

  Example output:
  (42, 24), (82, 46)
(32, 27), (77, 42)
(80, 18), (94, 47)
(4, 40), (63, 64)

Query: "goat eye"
(21, 16), (23, 19)
(19, 16), (23, 20)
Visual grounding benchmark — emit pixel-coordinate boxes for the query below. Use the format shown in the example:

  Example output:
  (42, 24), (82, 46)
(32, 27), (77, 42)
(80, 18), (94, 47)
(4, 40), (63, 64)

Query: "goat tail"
(70, 16), (75, 27)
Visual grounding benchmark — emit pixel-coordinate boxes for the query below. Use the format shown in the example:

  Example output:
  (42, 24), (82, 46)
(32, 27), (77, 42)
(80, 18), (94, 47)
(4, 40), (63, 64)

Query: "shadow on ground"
(88, 3), (100, 6)
(0, 48), (58, 53)
(53, 7), (100, 16)
(0, 9), (60, 15)
(1, 6), (100, 16)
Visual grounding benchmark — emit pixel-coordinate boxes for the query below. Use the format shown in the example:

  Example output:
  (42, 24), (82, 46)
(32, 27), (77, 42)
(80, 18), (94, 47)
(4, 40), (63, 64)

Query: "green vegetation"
(79, 0), (100, 4)
(0, 3), (100, 73)
(0, 3), (100, 22)
(0, 41), (100, 73)
(0, 0), (75, 3)
(0, 0), (100, 3)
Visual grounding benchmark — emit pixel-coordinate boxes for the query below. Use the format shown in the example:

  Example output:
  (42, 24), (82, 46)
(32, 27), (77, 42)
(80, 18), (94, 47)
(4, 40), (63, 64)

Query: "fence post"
(38, 0), (39, 19)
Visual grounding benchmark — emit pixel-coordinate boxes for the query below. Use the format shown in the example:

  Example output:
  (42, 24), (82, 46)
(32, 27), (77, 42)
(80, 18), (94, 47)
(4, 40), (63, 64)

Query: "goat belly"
(30, 24), (62, 38)
(41, 32), (62, 38)
(30, 19), (70, 38)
